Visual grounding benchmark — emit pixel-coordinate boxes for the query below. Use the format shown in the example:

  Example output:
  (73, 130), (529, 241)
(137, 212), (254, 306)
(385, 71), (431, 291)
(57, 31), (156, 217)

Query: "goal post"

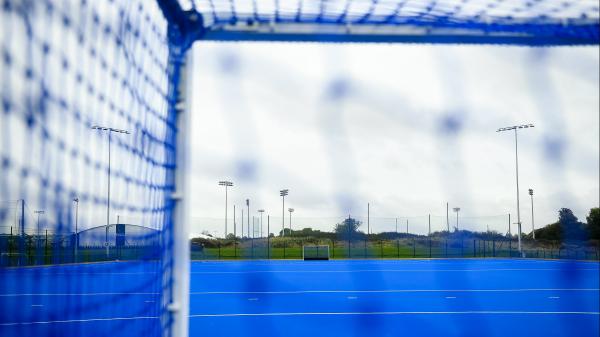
(303, 245), (330, 261)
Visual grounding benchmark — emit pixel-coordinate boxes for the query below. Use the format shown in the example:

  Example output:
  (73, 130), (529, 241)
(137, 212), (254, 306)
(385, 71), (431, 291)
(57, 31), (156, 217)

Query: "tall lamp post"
(288, 208), (294, 235)
(73, 198), (79, 261)
(497, 123), (534, 255)
(280, 189), (288, 236)
(529, 189), (535, 240)
(92, 125), (129, 258)
(218, 180), (233, 238)
(34, 210), (44, 248)
(453, 207), (460, 232)
(258, 209), (265, 238)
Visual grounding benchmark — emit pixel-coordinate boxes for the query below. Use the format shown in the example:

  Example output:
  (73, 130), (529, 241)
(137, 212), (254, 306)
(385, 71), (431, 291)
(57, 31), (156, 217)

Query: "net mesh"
(1, 0), (599, 336)
(184, 0), (600, 44)
(0, 0), (174, 335)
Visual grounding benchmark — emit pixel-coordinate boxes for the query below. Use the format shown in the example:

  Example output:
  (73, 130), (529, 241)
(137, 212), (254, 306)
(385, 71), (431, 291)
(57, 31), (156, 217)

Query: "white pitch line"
(0, 292), (159, 297)
(189, 311), (600, 318)
(0, 316), (159, 326)
(190, 268), (599, 275)
(190, 288), (600, 295)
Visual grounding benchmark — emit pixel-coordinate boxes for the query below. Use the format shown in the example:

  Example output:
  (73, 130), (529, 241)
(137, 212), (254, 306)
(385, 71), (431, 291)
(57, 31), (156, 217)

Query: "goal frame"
(303, 245), (331, 261)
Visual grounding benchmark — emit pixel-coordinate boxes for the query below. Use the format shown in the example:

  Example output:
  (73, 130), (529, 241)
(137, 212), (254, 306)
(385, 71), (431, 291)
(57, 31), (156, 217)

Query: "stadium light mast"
(280, 189), (288, 236)
(258, 209), (265, 238)
(367, 203), (370, 235)
(218, 180), (233, 238)
(497, 123), (534, 255)
(453, 207), (460, 232)
(529, 189), (535, 240)
(288, 208), (294, 234)
(92, 125), (129, 258)
(246, 199), (250, 240)
(73, 198), (79, 261)
(34, 210), (44, 248)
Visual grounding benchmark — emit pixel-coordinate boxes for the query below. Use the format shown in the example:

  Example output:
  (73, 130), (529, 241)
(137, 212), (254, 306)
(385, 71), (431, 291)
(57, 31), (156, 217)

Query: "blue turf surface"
(1, 259), (599, 337)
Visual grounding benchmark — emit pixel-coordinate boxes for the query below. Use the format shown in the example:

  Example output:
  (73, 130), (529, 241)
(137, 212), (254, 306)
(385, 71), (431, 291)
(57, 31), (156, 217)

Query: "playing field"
(1, 259), (599, 337)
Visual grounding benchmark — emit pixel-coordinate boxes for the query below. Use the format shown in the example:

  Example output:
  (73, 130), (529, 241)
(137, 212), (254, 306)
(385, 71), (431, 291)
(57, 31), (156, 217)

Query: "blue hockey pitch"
(1, 259), (599, 337)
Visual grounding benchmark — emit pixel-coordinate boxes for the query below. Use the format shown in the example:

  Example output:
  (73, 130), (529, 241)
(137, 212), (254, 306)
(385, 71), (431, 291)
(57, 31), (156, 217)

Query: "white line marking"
(190, 268), (599, 275)
(445, 297), (457, 299)
(347, 296), (358, 300)
(0, 292), (159, 297)
(548, 296), (560, 299)
(30, 304), (43, 307)
(189, 311), (600, 318)
(0, 316), (158, 326)
(190, 288), (600, 295)
(247, 298), (259, 301)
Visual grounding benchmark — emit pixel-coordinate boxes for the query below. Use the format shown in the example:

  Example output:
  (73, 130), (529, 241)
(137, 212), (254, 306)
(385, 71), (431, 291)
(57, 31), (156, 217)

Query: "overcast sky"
(188, 42), (599, 238)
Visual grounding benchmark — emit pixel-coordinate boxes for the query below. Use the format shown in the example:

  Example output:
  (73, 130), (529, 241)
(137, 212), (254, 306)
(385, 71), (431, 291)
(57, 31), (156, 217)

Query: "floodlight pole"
(446, 202), (450, 233)
(233, 205), (236, 239)
(92, 125), (129, 258)
(428, 214), (431, 236)
(34, 210), (44, 248)
(288, 208), (294, 234)
(497, 123), (534, 255)
(367, 203), (370, 235)
(73, 198), (79, 262)
(246, 199), (250, 240)
(280, 189), (288, 236)
(529, 189), (535, 240)
(218, 181), (233, 238)
(453, 207), (460, 232)
(258, 210), (265, 238)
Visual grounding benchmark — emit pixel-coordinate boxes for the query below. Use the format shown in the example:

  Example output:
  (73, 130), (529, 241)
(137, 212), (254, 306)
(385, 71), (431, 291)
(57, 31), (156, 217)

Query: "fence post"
(283, 240), (286, 259)
(413, 238), (416, 258)
(397, 239), (400, 258)
(429, 238), (432, 258)
(218, 241), (221, 259)
(331, 239), (335, 259)
(380, 241), (384, 258)
(9, 227), (13, 266)
(45, 230), (48, 264)
(364, 239), (367, 258)
(445, 239), (448, 258)
(493, 239), (496, 257)
(473, 240), (476, 257)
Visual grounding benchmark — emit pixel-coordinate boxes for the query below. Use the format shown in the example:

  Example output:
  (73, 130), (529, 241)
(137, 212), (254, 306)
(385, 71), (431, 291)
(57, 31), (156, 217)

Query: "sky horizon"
(188, 42), (599, 238)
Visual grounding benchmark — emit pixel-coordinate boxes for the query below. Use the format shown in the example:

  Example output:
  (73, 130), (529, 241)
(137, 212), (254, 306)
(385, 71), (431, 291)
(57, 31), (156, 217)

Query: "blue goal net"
(0, 1), (598, 337)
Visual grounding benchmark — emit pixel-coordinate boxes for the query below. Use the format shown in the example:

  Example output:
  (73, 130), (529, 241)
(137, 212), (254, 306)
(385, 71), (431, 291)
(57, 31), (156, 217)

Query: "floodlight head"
(453, 207), (460, 212)
(258, 209), (265, 213)
(73, 198), (79, 203)
(34, 210), (44, 214)
(280, 189), (289, 196)
(529, 189), (533, 195)
(91, 125), (130, 134)
(218, 180), (233, 186)
(288, 208), (294, 213)
(246, 199), (249, 206)
(497, 123), (535, 133)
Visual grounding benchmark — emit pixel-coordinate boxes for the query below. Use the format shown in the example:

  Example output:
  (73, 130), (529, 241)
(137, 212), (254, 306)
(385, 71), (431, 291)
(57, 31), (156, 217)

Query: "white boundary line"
(0, 292), (159, 297)
(0, 316), (159, 326)
(190, 288), (600, 295)
(190, 267), (599, 274)
(1, 288), (597, 297)
(3, 310), (598, 326)
(189, 311), (600, 318)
